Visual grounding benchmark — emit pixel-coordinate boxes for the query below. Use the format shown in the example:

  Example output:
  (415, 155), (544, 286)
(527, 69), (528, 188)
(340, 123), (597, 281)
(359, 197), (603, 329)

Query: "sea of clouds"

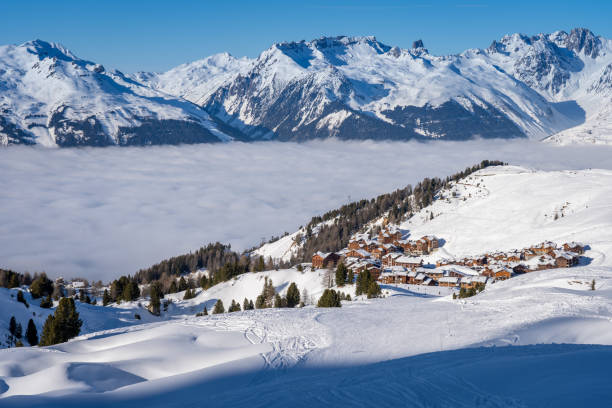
(1, 139), (612, 281)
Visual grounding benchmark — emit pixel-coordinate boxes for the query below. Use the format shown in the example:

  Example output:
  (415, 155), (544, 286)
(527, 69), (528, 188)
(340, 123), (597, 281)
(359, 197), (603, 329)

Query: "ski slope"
(257, 165), (612, 267)
(0, 266), (349, 349)
(401, 165), (612, 266)
(1, 265), (612, 406)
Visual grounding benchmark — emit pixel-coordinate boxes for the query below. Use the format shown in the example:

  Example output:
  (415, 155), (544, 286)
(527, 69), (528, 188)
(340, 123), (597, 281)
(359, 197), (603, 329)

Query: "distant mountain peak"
(20, 39), (77, 62)
(412, 39), (424, 49)
(565, 27), (601, 57)
(2, 27), (611, 147)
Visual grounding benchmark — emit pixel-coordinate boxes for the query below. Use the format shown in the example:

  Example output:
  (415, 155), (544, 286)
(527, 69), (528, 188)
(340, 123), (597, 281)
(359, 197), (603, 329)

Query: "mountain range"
(1, 28), (610, 147)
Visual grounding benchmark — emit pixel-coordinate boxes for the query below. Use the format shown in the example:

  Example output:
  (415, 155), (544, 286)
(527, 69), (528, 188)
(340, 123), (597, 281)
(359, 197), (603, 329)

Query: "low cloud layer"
(1, 139), (612, 281)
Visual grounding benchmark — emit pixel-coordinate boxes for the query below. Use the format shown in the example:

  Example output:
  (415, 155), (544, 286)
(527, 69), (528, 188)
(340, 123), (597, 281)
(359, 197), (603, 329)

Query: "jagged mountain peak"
(275, 35), (386, 50)
(491, 27), (602, 58)
(564, 27), (601, 57)
(196, 28), (611, 143)
(2, 28), (611, 147)
(18, 39), (79, 62)
(266, 35), (393, 68)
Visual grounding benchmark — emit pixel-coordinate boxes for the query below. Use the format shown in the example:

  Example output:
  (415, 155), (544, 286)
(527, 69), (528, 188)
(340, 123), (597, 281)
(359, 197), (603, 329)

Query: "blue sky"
(1, 0), (610, 72)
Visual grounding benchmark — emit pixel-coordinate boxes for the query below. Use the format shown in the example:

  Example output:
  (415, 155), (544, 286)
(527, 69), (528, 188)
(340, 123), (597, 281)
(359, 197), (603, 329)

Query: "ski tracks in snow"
(183, 308), (331, 370)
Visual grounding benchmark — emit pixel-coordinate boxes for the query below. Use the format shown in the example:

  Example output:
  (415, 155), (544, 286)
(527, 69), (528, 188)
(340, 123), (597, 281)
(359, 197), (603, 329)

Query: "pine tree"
(200, 275), (209, 289)
(168, 280), (178, 294)
(30, 274), (54, 299)
(149, 285), (161, 315)
(212, 299), (225, 314)
(591, 279), (596, 290)
(178, 277), (188, 292)
(102, 289), (111, 306)
(256, 256), (265, 272)
(16, 290), (28, 307)
(335, 263), (348, 287)
(9, 316), (16, 337)
(286, 283), (300, 308)
(8, 273), (19, 289)
(355, 271), (368, 296)
(15, 322), (22, 339)
(255, 294), (266, 309)
(183, 288), (196, 300)
(243, 298), (251, 311)
(274, 294), (282, 308)
(264, 278), (276, 303)
(40, 295), (53, 308)
(122, 279), (140, 302)
(249, 299), (254, 310)
(203, 306), (208, 315)
(367, 281), (381, 299)
(39, 297), (82, 346)
(317, 289), (342, 308)
(228, 299), (241, 313)
(26, 319), (38, 346)
(39, 315), (55, 346)
(347, 270), (355, 285)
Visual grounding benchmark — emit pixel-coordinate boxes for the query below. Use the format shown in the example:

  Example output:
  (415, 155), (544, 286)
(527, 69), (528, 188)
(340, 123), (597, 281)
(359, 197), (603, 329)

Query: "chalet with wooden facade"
(311, 252), (341, 269)
(393, 256), (424, 270)
(552, 250), (579, 267)
(563, 242), (585, 254)
(312, 222), (585, 294)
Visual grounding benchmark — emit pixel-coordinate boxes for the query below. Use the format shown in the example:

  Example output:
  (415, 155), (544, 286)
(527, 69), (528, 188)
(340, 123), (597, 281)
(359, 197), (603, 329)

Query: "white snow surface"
(133, 52), (254, 105)
(257, 165), (612, 265)
(401, 165), (612, 264)
(1, 266), (612, 406)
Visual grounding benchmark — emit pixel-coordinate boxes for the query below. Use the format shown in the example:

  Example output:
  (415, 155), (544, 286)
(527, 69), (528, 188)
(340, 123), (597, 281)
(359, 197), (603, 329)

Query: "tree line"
(289, 160), (505, 263)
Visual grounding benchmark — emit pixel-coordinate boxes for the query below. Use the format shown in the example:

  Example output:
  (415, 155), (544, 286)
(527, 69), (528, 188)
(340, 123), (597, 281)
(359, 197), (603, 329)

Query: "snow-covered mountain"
(147, 28), (612, 143)
(2, 28), (611, 146)
(133, 52), (253, 106)
(0, 40), (231, 147)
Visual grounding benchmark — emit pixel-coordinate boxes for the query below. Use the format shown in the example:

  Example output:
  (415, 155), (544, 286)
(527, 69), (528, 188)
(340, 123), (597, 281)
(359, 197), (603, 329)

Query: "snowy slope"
(1, 265), (612, 406)
(400, 165), (612, 265)
(256, 165), (612, 265)
(133, 53), (253, 105)
(0, 287), (162, 348)
(2, 165), (612, 403)
(0, 266), (348, 349)
(0, 40), (231, 146)
(253, 218), (337, 262)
